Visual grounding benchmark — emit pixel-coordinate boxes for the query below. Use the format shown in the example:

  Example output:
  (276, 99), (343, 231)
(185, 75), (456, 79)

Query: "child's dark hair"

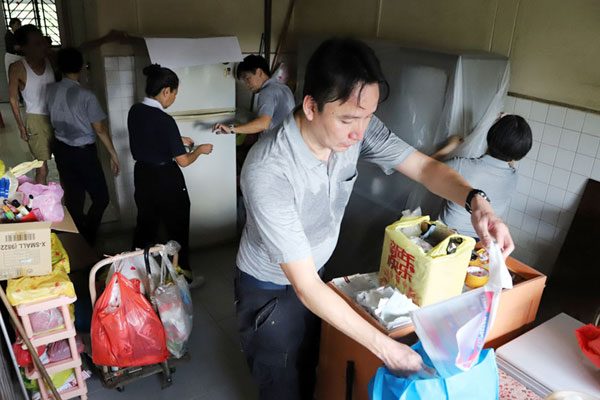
(303, 38), (389, 112)
(9, 18), (20, 28)
(142, 64), (178, 97)
(57, 47), (83, 74)
(14, 24), (42, 47)
(487, 114), (532, 162)
(236, 55), (270, 80)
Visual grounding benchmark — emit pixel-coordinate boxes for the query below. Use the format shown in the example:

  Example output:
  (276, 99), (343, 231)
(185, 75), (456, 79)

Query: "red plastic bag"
(575, 324), (600, 368)
(12, 338), (45, 367)
(91, 272), (169, 367)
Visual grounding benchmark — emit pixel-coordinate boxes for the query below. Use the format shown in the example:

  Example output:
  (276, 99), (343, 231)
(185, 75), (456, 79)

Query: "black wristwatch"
(465, 189), (490, 214)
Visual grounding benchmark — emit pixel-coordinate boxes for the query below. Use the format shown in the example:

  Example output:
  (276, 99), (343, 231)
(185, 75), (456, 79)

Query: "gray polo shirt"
(439, 155), (517, 238)
(256, 77), (295, 135)
(46, 78), (107, 146)
(237, 113), (416, 284)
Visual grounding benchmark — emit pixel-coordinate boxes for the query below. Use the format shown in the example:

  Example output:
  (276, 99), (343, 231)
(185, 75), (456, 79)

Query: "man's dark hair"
(236, 55), (270, 80)
(303, 38), (389, 112)
(14, 24), (41, 47)
(487, 114), (532, 162)
(57, 47), (84, 74)
(9, 18), (20, 28)
(143, 63), (179, 97)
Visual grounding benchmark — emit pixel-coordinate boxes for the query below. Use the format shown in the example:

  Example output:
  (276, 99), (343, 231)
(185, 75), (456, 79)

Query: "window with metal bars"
(2, 0), (61, 46)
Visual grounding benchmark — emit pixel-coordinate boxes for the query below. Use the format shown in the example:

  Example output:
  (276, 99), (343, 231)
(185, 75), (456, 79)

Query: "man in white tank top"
(8, 25), (55, 184)
(8, 25), (126, 184)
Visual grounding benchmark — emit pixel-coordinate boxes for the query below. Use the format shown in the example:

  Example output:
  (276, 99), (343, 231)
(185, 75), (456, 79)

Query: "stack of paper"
(496, 313), (600, 398)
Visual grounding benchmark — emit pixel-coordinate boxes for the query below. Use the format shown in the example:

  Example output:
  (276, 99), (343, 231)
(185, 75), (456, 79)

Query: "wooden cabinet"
(316, 256), (546, 400)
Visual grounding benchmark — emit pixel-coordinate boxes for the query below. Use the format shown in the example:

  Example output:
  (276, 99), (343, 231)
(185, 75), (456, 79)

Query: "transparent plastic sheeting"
(296, 37), (509, 279)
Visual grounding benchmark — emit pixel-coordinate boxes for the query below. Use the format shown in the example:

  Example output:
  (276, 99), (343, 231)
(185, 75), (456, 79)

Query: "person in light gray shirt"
(431, 115), (532, 239)
(46, 47), (119, 244)
(212, 54), (294, 138)
(234, 38), (516, 400)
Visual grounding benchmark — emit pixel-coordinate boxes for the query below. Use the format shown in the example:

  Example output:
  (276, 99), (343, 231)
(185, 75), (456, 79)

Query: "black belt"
(136, 160), (175, 167)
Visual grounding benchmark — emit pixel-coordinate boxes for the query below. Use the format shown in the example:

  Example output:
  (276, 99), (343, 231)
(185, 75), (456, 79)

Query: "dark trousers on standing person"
(234, 269), (322, 400)
(52, 139), (109, 244)
(132, 161), (191, 270)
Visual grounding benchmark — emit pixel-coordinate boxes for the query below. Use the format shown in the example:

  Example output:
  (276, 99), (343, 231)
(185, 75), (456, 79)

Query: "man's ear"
(302, 95), (317, 122)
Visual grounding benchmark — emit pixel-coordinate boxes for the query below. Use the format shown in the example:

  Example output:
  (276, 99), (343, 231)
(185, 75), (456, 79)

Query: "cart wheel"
(170, 366), (176, 374)
(116, 386), (124, 392)
(161, 376), (172, 390)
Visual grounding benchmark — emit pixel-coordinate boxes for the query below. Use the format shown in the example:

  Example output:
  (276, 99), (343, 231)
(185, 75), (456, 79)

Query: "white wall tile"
(533, 162), (552, 183)
(518, 158), (535, 178)
(521, 215), (540, 235)
(529, 122), (544, 142)
(507, 208), (524, 228)
(118, 56), (134, 71)
(576, 134), (600, 157)
(567, 172), (587, 194)
(119, 70), (134, 84)
(104, 56), (119, 71)
(562, 191), (581, 210)
(528, 141), (540, 160)
(119, 84), (135, 98)
(510, 192), (528, 211)
(525, 197), (544, 219)
(542, 125), (562, 146)
(582, 113), (600, 137)
(514, 98), (532, 118)
(516, 176), (531, 195)
(537, 144), (557, 165)
(536, 221), (555, 242)
(106, 70), (120, 85)
(550, 167), (570, 190)
(529, 180), (548, 202)
(572, 154), (594, 176)
(121, 96), (134, 111)
(545, 186), (566, 208)
(106, 84), (121, 99)
(559, 129), (580, 152)
(546, 105), (567, 127)
(591, 159), (600, 181)
(529, 101), (548, 122)
(504, 96), (516, 113)
(540, 203), (560, 225)
(563, 109), (586, 131)
(554, 149), (575, 170)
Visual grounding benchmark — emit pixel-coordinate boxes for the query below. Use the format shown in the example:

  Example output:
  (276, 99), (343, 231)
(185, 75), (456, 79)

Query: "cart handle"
(89, 246), (179, 307)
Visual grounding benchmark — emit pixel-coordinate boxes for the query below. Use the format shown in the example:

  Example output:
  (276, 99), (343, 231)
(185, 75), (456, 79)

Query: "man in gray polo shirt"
(235, 39), (514, 400)
(46, 47), (119, 244)
(212, 55), (295, 138)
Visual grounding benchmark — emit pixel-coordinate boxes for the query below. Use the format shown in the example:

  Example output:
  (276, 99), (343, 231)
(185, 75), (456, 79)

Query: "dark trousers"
(52, 139), (109, 244)
(234, 270), (321, 400)
(132, 161), (190, 270)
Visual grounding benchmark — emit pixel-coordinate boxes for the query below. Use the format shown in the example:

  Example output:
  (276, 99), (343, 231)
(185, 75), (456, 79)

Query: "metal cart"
(88, 245), (182, 392)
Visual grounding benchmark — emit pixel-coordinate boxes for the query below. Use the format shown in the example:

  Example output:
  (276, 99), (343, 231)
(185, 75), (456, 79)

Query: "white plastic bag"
(105, 252), (161, 295)
(410, 240), (512, 377)
(152, 241), (193, 359)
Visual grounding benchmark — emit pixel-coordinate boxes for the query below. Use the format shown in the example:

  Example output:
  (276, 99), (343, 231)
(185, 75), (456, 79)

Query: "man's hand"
(198, 144), (213, 155)
(19, 126), (28, 142)
(212, 123), (231, 134)
(110, 155), (120, 176)
(181, 136), (194, 146)
(377, 336), (423, 376)
(470, 194), (514, 258)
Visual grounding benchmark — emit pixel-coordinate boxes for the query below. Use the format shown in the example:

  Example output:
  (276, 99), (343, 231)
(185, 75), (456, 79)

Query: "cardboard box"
(0, 207), (78, 280)
(316, 255), (547, 400)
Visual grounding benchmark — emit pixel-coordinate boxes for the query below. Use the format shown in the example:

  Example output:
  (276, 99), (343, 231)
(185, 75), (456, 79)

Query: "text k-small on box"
(0, 221), (52, 280)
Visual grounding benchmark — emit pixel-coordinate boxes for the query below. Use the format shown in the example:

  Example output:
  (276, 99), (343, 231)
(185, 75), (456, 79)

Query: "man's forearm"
(96, 131), (118, 158)
(9, 97), (24, 130)
(420, 160), (471, 206)
(233, 115), (271, 134)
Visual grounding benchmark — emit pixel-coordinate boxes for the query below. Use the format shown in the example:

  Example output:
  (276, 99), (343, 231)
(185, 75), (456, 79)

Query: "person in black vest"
(128, 64), (213, 288)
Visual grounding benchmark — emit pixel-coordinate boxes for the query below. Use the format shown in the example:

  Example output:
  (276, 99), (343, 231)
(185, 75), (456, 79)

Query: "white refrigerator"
(144, 37), (242, 247)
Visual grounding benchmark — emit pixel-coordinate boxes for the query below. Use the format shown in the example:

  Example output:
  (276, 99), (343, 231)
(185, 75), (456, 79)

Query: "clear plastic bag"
(47, 335), (85, 363)
(105, 252), (161, 296)
(410, 240), (512, 377)
(152, 241), (193, 359)
(17, 181), (64, 222)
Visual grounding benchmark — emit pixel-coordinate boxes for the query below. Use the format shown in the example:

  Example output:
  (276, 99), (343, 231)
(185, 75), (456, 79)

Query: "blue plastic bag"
(368, 342), (499, 400)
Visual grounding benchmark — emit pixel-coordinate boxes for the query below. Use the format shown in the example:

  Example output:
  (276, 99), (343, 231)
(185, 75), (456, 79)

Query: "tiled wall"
(104, 56), (137, 228)
(504, 95), (600, 274)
